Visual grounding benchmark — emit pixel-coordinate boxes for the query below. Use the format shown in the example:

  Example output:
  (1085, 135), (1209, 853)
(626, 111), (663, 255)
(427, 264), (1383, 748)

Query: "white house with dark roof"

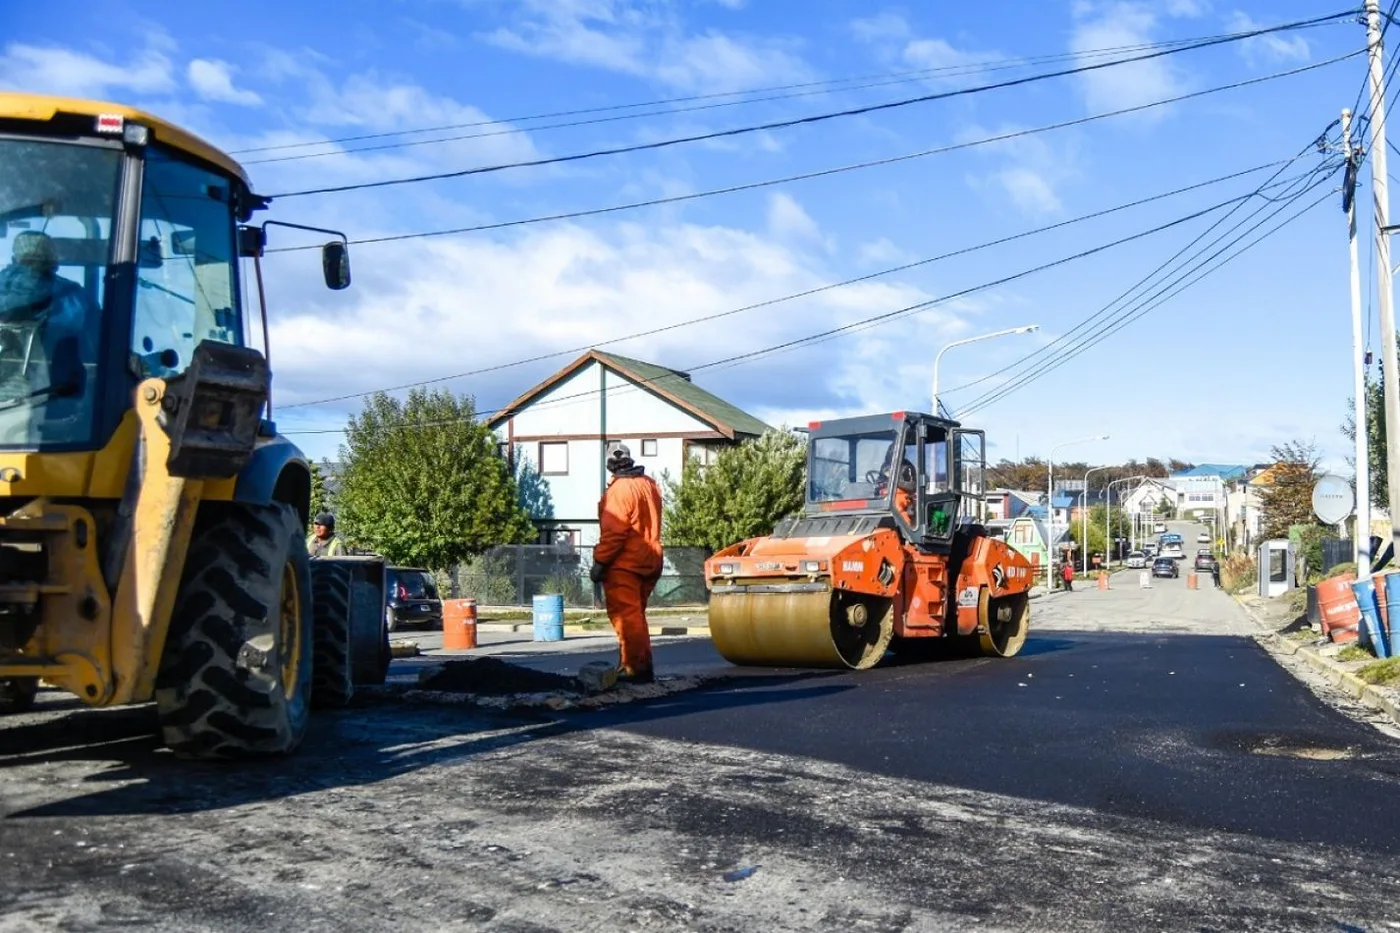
(489, 349), (771, 546)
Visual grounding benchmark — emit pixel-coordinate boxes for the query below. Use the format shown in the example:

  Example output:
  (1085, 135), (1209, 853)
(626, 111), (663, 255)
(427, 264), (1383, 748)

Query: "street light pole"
(1082, 465), (1111, 574)
(1047, 435), (1109, 591)
(931, 324), (1039, 415)
(1343, 106), (1373, 578)
(1107, 475), (1149, 568)
(1366, 0), (1400, 567)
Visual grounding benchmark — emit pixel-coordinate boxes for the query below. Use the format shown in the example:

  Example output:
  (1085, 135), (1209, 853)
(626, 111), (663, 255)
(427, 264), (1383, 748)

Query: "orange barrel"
(1186, 572), (1198, 590)
(1317, 574), (1360, 643)
(442, 598), (479, 650)
(1097, 572), (1109, 591)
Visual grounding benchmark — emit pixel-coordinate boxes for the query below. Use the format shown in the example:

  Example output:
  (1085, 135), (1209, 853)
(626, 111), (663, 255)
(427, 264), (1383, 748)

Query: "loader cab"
(805, 411), (986, 549)
(0, 97), (350, 454)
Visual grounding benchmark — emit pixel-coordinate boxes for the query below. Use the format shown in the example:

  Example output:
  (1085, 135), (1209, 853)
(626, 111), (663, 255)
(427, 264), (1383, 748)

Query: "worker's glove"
(589, 561), (607, 583)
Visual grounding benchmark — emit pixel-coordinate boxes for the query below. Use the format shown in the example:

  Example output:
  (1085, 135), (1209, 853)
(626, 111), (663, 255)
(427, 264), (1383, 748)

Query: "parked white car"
(1160, 542), (1185, 560)
(1126, 551), (1147, 569)
(1197, 531), (1211, 544)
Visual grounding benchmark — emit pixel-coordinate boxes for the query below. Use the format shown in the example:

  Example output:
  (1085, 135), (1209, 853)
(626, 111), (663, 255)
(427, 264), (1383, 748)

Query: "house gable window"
(641, 438), (658, 457)
(539, 442), (569, 475)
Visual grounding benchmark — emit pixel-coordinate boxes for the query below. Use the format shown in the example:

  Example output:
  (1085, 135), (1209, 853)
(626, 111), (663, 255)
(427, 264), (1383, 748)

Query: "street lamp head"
(1014, 324), (1040, 334)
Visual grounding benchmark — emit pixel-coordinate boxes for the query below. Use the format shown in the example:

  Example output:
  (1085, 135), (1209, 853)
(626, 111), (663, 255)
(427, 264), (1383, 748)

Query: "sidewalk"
(1233, 591), (1400, 729)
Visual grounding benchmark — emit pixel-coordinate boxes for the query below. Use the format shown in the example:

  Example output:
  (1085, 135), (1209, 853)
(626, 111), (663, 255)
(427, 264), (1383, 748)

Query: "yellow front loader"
(0, 94), (387, 758)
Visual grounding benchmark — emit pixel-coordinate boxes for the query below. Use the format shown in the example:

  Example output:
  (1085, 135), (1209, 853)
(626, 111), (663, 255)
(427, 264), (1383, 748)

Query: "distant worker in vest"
(1061, 558), (1075, 592)
(589, 443), (664, 684)
(308, 512), (347, 559)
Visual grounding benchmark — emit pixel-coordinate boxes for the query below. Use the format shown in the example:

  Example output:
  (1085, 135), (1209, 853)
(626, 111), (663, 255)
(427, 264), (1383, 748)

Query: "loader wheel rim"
(279, 561), (303, 702)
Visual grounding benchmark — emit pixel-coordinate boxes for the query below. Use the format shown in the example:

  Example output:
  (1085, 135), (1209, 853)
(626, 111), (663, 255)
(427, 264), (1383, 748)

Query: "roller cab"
(705, 411), (1032, 669)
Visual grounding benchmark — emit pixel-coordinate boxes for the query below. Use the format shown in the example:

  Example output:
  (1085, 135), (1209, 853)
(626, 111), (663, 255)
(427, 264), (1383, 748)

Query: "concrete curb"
(1233, 594), (1400, 729)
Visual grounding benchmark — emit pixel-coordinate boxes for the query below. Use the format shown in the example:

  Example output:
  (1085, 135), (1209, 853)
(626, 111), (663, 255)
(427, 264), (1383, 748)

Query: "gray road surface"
(1, 555), (1397, 932)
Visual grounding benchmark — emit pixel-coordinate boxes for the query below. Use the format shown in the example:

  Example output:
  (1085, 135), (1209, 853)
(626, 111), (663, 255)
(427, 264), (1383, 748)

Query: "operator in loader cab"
(589, 443), (664, 684)
(0, 231), (98, 357)
(308, 512), (347, 559)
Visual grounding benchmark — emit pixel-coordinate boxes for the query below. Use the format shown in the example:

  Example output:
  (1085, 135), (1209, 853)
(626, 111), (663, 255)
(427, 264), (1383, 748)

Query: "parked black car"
(385, 567), (442, 631)
(1152, 556), (1179, 579)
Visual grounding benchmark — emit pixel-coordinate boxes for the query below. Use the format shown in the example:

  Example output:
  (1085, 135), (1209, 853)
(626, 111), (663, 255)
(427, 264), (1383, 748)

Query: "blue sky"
(0, 0), (1385, 471)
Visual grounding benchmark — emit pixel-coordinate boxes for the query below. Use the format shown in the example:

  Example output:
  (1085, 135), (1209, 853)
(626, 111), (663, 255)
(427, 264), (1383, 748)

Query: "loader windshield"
(0, 136), (118, 447)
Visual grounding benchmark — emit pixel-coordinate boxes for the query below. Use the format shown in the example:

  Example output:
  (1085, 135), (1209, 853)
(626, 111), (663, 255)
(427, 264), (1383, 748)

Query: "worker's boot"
(617, 666), (655, 685)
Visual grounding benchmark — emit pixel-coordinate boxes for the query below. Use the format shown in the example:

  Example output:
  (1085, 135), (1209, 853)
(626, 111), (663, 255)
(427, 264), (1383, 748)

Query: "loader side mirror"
(322, 241), (351, 290)
(237, 225), (266, 258)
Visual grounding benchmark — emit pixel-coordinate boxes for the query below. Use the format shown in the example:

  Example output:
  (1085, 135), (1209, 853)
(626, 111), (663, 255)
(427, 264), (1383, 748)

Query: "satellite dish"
(1311, 474), (1355, 526)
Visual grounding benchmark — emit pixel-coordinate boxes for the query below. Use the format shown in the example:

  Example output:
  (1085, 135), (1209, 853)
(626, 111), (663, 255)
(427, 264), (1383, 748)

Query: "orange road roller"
(705, 411), (1033, 669)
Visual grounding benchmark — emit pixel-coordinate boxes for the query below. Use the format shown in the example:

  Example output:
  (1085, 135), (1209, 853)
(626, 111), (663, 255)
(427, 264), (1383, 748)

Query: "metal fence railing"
(450, 545), (710, 608)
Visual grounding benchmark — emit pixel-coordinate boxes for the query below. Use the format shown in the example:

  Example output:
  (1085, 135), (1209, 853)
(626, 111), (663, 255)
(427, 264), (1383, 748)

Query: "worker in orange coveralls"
(892, 461), (917, 526)
(589, 442), (664, 684)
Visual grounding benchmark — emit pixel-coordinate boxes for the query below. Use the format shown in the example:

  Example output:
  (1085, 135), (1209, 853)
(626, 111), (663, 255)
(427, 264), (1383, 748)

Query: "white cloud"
(653, 31), (809, 93)
(851, 13), (1002, 88)
(0, 41), (174, 98)
(992, 168), (1062, 214)
(765, 192), (820, 241)
(188, 59), (263, 106)
(957, 123), (1079, 217)
(262, 215), (978, 456)
(478, 0), (813, 92)
(1227, 11), (1310, 65)
(1069, 2), (1189, 118)
(857, 237), (915, 268)
(851, 12), (911, 45)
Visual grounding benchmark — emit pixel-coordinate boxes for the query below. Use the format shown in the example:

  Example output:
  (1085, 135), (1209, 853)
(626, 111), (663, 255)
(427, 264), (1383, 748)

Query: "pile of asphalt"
(417, 657), (579, 696)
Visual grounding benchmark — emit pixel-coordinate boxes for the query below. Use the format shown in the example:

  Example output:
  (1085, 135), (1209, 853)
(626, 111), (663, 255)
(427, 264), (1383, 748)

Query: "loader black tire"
(154, 503), (313, 760)
(0, 677), (38, 714)
(350, 578), (390, 685)
(309, 561), (355, 709)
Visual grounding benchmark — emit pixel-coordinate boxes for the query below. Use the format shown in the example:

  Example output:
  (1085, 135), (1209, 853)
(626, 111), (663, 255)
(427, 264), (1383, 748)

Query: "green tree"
(308, 461), (330, 519)
(1068, 505), (1129, 558)
(334, 389), (534, 568)
(1342, 356), (1389, 510)
(1257, 439), (1323, 541)
(663, 428), (806, 551)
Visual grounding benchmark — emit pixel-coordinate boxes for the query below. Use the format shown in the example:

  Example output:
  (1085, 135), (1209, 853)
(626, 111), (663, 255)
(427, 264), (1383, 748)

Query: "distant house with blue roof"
(1170, 464), (1247, 518)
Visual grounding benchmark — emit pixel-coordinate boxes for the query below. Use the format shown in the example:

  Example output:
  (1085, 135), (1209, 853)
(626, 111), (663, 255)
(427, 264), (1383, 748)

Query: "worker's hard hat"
(606, 443), (633, 472)
(12, 231), (57, 270)
(314, 512), (335, 529)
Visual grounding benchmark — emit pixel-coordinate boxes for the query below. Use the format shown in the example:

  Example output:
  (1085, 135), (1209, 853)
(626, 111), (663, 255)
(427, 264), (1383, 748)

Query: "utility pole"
(1366, 0), (1400, 567)
(1343, 106), (1373, 576)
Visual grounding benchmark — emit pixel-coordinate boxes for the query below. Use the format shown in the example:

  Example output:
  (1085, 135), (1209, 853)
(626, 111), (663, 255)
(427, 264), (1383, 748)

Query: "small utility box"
(1257, 539), (1295, 598)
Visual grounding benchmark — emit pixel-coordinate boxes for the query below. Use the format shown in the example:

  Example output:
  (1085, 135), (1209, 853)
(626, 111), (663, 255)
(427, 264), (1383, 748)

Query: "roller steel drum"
(709, 586), (893, 670)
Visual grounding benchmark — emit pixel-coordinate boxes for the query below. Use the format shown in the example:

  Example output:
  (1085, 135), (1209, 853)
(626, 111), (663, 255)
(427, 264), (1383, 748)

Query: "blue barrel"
(1352, 579), (1388, 659)
(532, 593), (565, 642)
(1385, 572), (1400, 657)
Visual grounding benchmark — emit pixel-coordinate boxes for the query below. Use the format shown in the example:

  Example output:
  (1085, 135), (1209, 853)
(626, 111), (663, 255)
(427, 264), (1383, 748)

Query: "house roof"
(1249, 465), (1279, 486)
(488, 349), (771, 439)
(1171, 464), (1248, 481)
(1020, 509), (1070, 544)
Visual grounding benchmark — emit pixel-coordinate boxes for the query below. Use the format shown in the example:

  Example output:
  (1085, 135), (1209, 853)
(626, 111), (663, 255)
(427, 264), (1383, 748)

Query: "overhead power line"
(278, 158), (1302, 413)
(940, 147), (1328, 402)
(234, 21), (1351, 160)
(265, 50), (1363, 254)
(242, 22), (1351, 167)
(956, 186), (1332, 419)
(268, 11), (1356, 200)
(282, 168), (1324, 436)
(952, 160), (1338, 418)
